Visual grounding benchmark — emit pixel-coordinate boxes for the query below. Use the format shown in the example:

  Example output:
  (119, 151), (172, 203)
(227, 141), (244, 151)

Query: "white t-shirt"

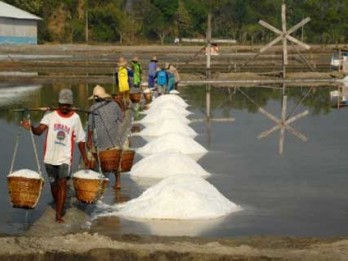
(40, 110), (86, 165)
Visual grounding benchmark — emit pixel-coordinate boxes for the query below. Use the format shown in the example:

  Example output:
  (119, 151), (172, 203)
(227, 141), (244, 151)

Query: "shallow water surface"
(1, 83), (348, 238)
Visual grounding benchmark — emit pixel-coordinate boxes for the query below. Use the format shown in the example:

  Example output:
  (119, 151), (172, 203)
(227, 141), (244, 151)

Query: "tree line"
(4, 0), (348, 45)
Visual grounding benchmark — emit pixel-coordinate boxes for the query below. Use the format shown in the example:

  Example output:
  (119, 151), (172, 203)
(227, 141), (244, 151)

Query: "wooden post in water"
(181, 13), (236, 120)
(249, 3), (311, 79)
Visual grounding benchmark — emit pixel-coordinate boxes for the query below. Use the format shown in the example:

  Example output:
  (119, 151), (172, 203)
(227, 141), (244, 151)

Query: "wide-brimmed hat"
(132, 56), (139, 62)
(59, 89), (73, 105)
(150, 56), (158, 62)
(117, 57), (128, 67)
(88, 85), (111, 100)
(164, 62), (170, 69)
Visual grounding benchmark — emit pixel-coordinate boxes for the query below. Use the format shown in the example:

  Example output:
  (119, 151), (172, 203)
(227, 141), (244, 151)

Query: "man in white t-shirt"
(21, 89), (91, 223)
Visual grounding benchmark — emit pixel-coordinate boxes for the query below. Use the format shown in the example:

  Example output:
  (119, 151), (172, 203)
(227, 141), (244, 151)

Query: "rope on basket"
(9, 113), (43, 178)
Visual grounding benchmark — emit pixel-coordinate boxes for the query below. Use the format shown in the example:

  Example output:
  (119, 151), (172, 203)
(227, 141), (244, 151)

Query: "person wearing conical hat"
(130, 56), (142, 88)
(165, 62), (180, 92)
(115, 57), (132, 102)
(148, 56), (158, 88)
(87, 85), (124, 189)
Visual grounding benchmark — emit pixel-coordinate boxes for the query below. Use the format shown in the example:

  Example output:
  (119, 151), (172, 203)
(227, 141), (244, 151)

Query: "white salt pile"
(114, 175), (240, 220)
(141, 103), (191, 116)
(130, 150), (210, 178)
(73, 169), (106, 180)
(150, 97), (188, 109)
(135, 119), (197, 139)
(8, 169), (41, 179)
(151, 93), (188, 107)
(137, 109), (190, 126)
(137, 133), (207, 160)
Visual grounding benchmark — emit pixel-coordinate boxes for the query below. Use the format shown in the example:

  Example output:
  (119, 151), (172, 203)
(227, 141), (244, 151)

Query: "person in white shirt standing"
(21, 89), (91, 223)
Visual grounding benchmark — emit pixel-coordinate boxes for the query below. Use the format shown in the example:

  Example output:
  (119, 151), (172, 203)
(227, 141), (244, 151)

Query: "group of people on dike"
(147, 56), (180, 95)
(19, 55), (180, 223)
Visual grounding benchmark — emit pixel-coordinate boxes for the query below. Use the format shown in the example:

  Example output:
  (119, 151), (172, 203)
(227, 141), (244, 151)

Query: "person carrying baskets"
(20, 89), (91, 223)
(87, 85), (124, 189)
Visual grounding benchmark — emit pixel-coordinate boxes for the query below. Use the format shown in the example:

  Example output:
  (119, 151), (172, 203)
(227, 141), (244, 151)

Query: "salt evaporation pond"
(136, 133), (207, 160)
(130, 150), (210, 179)
(98, 175), (240, 220)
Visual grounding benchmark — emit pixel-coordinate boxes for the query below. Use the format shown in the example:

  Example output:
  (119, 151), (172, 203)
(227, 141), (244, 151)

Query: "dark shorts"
(45, 163), (71, 184)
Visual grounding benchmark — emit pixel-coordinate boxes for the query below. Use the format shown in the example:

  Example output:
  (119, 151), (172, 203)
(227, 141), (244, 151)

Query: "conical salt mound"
(117, 175), (240, 220)
(137, 133), (207, 160)
(130, 150), (210, 178)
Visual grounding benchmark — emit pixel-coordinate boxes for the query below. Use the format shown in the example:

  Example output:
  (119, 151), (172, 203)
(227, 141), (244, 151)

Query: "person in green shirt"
(130, 56), (142, 88)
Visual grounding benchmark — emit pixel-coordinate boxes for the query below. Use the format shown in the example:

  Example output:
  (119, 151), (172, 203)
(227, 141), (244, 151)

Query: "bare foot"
(56, 216), (65, 223)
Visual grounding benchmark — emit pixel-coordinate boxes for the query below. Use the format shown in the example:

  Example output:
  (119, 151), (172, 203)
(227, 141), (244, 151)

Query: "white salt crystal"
(116, 175), (240, 220)
(142, 103), (191, 116)
(130, 150), (210, 178)
(150, 97), (188, 109)
(73, 169), (106, 180)
(137, 133), (207, 160)
(135, 119), (197, 139)
(137, 109), (190, 126)
(151, 93), (188, 106)
(8, 169), (41, 179)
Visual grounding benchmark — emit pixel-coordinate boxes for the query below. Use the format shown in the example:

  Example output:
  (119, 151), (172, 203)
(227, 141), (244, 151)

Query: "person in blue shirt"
(155, 67), (168, 95)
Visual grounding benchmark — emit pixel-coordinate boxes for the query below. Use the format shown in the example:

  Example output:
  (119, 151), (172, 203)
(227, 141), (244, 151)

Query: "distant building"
(0, 1), (41, 44)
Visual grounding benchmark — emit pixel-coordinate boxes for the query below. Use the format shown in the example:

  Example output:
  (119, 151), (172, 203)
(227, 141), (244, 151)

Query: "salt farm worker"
(113, 91), (134, 150)
(130, 56), (142, 88)
(115, 57), (132, 102)
(87, 85), (124, 189)
(165, 62), (180, 91)
(20, 89), (91, 223)
(148, 56), (158, 89)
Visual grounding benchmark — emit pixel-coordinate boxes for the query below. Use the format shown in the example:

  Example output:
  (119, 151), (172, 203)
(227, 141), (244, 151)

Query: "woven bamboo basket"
(73, 177), (109, 204)
(99, 148), (122, 172)
(7, 176), (45, 209)
(130, 92), (142, 103)
(120, 150), (135, 172)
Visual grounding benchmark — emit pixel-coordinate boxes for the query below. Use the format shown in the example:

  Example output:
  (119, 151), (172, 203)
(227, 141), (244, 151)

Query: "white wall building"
(0, 1), (41, 44)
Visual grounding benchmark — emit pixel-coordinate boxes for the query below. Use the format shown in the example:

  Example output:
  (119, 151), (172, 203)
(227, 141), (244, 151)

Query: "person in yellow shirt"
(115, 57), (132, 102)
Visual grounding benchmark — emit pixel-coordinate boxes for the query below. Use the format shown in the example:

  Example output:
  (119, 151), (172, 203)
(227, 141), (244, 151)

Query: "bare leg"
(55, 178), (67, 223)
(50, 184), (59, 204)
(114, 171), (121, 189)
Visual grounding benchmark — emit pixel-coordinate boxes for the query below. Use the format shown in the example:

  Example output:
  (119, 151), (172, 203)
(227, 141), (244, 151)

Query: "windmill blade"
(286, 17), (311, 36)
(258, 124), (281, 140)
(259, 20), (282, 35)
(260, 35), (283, 53)
(286, 34), (311, 50)
(258, 107), (281, 124)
